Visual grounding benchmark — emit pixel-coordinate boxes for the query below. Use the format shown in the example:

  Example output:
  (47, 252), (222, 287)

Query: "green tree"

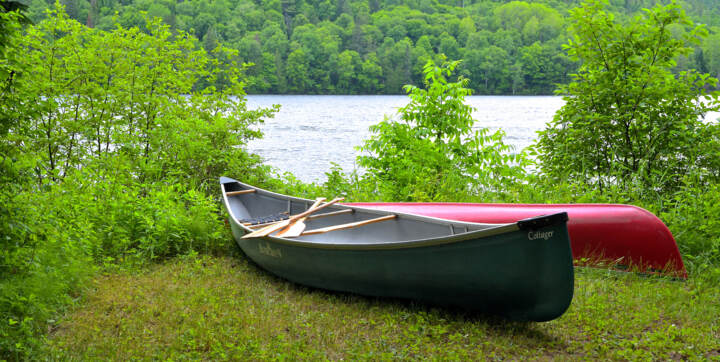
(1, 6), (277, 356)
(336, 49), (360, 93)
(378, 37), (414, 93)
(1, 1), (31, 284)
(358, 52), (383, 93)
(519, 42), (569, 94)
(702, 31), (720, 80)
(202, 25), (219, 52)
(438, 32), (460, 60)
(286, 48), (310, 93)
(535, 0), (720, 194)
(510, 60), (524, 95)
(479, 45), (510, 93)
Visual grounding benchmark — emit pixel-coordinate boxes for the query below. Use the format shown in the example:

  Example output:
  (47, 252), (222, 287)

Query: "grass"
(47, 251), (720, 360)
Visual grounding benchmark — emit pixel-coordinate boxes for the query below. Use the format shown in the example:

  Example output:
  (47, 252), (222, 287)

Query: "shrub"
(358, 56), (526, 201)
(0, 5), (277, 359)
(661, 177), (720, 276)
(535, 0), (720, 196)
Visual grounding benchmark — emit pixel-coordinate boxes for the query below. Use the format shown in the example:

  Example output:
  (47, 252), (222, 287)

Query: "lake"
(245, 95), (563, 182)
(245, 95), (720, 183)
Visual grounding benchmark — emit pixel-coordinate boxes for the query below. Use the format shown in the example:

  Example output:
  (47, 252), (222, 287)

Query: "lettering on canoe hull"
(528, 230), (554, 241)
(259, 242), (282, 258)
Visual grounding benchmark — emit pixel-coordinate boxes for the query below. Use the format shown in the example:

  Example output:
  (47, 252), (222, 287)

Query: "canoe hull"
(230, 220), (573, 321)
(221, 177), (575, 321)
(348, 202), (687, 278)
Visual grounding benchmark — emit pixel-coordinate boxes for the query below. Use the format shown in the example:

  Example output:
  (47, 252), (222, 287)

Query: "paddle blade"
(242, 197), (342, 239)
(276, 218), (308, 238)
(242, 219), (290, 238)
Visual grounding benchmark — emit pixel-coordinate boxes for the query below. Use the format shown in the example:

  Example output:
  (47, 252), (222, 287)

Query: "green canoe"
(221, 177), (574, 322)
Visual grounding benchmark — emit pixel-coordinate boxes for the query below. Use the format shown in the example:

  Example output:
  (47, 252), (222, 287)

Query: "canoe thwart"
(226, 189), (256, 196)
(276, 198), (326, 237)
(245, 209), (354, 229)
(242, 197), (344, 238)
(300, 214), (397, 236)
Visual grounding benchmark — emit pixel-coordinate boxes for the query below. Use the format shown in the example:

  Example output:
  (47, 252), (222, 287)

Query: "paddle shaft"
(276, 198), (325, 237)
(301, 214), (396, 236)
(244, 209), (353, 228)
(288, 198), (340, 222)
(242, 197), (343, 238)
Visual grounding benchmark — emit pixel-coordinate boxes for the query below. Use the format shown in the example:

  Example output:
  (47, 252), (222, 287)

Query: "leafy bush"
(535, 0), (720, 195)
(0, 188), (95, 358)
(0, 5), (277, 359)
(661, 178), (720, 276)
(529, 0), (720, 273)
(50, 161), (229, 262)
(357, 56), (526, 201)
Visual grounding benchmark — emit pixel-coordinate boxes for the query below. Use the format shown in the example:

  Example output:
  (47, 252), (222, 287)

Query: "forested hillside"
(20, 0), (720, 94)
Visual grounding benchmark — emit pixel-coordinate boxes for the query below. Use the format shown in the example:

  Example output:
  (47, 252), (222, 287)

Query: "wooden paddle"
(298, 214), (396, 236)
(241, 197), (343, 238)
(244, 209), (353, 228)
(275, 198), (326, 237)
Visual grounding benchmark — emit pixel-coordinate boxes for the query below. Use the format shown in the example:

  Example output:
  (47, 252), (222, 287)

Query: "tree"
(358, 52), (383, 93)
(1, 0), (31, 239)
(535, 0), (720, 194)
(1, 1), (27, 81)
(0, 7), (278, 356)
(285, 48), (310, 93)
(702, 31), (720, 79)
(519, 42), (567, 94)
(336, 49), (360, 93)
(202, 25), (219, 52)
(478, 45), (510, 93)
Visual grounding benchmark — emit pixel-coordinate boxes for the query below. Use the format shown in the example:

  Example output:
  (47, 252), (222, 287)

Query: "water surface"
(245, 95), (720, 183)
(245, 95), (563, 182)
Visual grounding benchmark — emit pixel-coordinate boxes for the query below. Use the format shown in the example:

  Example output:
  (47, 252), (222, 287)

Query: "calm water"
(245, 95), (719, 182)
(245, 95), (563, 182)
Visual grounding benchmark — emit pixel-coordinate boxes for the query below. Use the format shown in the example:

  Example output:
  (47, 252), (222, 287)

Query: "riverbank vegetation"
(1, 0), (719, 360)
(1, 4), (279, 356)
(18, 0), (720, 94)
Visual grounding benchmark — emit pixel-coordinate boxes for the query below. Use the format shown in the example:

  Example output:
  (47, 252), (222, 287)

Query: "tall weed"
(661, 182), (720, 278)
(0, 192), (94, 358)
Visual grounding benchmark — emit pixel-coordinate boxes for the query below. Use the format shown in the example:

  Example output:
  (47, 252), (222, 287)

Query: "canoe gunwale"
(221, 177), (569, 251)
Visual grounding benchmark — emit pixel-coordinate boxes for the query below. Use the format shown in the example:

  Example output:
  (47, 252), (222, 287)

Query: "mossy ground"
(47, 252), (720, 360)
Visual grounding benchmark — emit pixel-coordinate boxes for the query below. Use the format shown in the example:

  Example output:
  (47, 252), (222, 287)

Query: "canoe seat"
(240, 213), (289, 226)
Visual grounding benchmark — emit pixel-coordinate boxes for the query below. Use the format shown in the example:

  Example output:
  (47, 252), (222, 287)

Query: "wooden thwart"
(276, 198), (325, 237)
(244, 209), (354, 228)
(299, 214), (396, 236)
(226, 189), (255, 196)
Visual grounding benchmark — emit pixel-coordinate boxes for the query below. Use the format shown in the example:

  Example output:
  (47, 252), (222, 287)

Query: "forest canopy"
(18, 0), (720, 94)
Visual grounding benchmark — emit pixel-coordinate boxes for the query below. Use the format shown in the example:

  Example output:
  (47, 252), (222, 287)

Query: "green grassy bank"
(46, 253), (720, 360)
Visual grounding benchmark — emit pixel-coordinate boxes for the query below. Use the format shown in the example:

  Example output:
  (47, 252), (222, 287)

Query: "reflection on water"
(246, 95), (720, 183)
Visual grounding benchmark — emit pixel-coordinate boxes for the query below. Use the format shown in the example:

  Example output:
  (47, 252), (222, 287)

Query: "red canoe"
(348, 202), (687, 278)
